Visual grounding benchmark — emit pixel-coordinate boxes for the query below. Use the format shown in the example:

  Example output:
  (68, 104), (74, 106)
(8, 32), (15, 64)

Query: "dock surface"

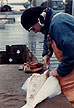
(0, 65), (73, 108)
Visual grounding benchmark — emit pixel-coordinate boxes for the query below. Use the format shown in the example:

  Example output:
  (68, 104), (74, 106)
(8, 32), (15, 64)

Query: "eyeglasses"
(28, 27), (32, 32)
(28, 26), (36, 32)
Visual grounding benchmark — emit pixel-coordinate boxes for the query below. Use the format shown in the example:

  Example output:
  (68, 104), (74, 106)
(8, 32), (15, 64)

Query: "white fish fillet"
(21, 71), (61, 108)
(22, 70), (48, 103)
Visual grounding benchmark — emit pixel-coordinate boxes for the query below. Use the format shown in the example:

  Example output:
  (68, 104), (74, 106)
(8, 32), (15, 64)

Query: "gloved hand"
(49, 69), (59, 77)
(42, 55), (50, 69)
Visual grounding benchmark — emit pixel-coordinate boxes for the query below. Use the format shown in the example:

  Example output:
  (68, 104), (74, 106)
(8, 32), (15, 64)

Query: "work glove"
(42, 55), (50, 69)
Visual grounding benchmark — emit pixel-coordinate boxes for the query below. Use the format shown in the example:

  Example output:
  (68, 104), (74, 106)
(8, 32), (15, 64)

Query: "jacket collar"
(44, 8), (58, 34)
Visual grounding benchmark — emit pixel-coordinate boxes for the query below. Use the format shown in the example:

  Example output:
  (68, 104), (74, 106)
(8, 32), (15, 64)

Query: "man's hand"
(49, 69), (59, 77)
(43, 55), (50, 68)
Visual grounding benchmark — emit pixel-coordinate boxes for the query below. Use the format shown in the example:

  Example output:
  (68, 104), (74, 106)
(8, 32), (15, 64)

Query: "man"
(21, 6), (74, 107)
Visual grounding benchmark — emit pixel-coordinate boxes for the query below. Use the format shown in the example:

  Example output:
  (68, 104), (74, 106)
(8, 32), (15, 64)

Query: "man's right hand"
(43, 55), (50, 69)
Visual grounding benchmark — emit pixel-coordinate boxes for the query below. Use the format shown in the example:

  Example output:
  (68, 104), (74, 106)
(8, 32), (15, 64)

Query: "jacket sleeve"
(42, 34), (53, 57)
(57, 33), (74, 77)
(51, 17), (74, 77)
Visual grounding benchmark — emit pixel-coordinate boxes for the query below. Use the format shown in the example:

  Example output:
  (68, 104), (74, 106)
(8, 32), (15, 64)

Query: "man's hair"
(21, 6), (44, 31)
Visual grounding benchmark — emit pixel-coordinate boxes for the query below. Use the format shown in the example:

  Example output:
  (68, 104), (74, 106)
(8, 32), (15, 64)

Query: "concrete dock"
(0, 65), (73, 108)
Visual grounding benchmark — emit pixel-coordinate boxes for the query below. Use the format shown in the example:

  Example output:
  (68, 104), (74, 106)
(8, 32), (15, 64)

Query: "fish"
(21, 70), (61, 108)
(24, 62), (43, 72)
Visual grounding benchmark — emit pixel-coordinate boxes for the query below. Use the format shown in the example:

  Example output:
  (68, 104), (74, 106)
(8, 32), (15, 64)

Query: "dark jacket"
(43, 9), (74, 77)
